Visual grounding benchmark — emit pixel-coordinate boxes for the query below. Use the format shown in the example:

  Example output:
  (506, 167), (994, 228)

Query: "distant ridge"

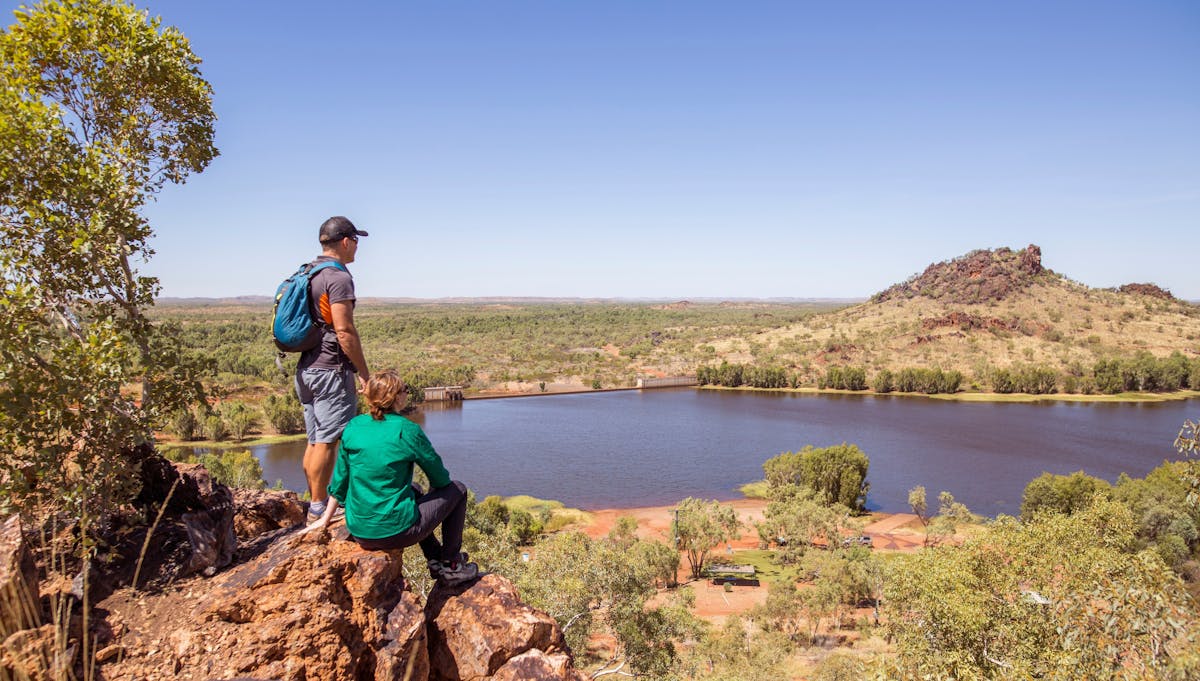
(155, 295), (865, 306)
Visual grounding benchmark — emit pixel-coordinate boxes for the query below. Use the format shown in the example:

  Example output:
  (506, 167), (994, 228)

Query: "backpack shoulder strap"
(307, 260), (347, 275)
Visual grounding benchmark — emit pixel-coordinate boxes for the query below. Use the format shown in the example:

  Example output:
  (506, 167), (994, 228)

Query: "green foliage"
(697, 361), (792, 388)
(926, 491), (974, 546)
(893, 366), (962, 394)
(169, 408), (199, 440)
(201, 413), (227, 442)
(507, 507), (543, 544)
(223, 401), (258, 441)
(514, 529), (699, 676)
(0, 0), (216, 514)
(673, 497), (742, 579)
(472, 495), (510, 535)
(755, 484), (847, 564)
(871, 368), (894, 393)
(813, 652), (868, 681)
(263, 392), (304, 435)
(991, 363), (1059, 394)
(1113, 461), (1200, 570)
(681, 616), (797, 680)
(762, 443), (870, 511)
(1092, 352), (1198, 395)
(885, 499), (1198, 679)
(166, 447), (264, 489)
(819, 365), (867, 391)
(1020, 470), (1112, 519)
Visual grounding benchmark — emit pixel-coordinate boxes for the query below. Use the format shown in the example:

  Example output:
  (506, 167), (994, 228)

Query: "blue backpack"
(271, 260), (348, 353)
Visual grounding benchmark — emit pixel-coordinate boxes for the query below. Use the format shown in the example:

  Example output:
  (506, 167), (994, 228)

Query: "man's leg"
(303, 441), (338, 503)
(297, 367), (357, 506)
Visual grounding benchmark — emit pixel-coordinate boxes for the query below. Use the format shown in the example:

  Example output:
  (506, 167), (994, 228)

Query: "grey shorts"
(295, 367), (358, 444)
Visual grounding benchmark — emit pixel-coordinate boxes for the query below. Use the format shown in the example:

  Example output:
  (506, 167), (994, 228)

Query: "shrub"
(169, 408), (199, 440)
(871, 369), (894, 393)
(202, 413), (228, 442)
(197, 449), (265, 489)
(224, 401), (258, 441)
(508, 508), (544, 544)
(264, 392), (305, 435)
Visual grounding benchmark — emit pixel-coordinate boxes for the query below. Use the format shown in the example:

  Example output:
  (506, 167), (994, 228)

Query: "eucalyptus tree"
(885, 499), (1199, 679)
(0, 0), (217, 514)
(672, 497), (742, 579)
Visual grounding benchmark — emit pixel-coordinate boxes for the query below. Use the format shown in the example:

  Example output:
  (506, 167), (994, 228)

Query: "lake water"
(219, 389), (1196, 516)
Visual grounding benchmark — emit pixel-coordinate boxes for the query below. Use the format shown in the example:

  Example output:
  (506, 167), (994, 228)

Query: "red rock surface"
(873, 244), (1045, 304)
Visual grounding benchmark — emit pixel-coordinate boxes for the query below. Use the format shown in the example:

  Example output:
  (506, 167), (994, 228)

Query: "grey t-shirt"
(298, 256), (356, 371)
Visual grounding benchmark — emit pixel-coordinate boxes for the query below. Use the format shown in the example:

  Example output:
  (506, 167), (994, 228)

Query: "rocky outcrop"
(1117, 282), (1176, 300)
(873, 245), (1046, 304)
(134, 454), (237, 581)
(4, 454), (584, 681)
(426, 574), (580, 681)
(919, 311), (1050, 337)
(232, 488), (305, 540)
(95, 526), (583, 681)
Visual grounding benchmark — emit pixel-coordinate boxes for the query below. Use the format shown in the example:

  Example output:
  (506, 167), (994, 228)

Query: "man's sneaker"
(307, 505), (345, 526)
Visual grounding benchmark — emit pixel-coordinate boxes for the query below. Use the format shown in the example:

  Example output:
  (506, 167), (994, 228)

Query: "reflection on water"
(186, 390), (1196, 515)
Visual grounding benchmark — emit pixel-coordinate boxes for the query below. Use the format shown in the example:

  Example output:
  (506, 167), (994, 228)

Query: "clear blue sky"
(30, 1), (1200, 299)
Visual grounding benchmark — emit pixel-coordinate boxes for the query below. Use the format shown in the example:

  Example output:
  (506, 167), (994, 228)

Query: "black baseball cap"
(319, 216), (369, 243)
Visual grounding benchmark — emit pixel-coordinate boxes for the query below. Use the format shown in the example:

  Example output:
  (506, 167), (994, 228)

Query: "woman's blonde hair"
(365, 370), (406, 420)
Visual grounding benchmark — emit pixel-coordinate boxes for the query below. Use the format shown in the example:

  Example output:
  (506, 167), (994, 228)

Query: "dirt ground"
(577, 501), (925, 623)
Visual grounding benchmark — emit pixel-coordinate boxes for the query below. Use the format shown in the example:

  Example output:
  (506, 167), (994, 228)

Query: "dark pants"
(353, 481), (467, 562)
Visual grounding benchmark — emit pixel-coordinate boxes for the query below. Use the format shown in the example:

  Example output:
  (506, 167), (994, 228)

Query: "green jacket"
(328, 412), (452, 540)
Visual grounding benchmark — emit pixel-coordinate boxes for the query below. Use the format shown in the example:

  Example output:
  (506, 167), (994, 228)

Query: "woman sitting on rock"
(305, 369), (478, 586)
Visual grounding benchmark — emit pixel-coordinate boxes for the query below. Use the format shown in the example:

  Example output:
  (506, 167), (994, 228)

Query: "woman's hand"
(298, 497), (340, 535)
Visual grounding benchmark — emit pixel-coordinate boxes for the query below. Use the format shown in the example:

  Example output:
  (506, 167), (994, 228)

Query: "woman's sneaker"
(428, 553), (479, 586)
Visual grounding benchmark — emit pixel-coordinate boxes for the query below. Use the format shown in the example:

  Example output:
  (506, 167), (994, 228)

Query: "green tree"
(926, 491), (973, 546)
(515, 529), (699, 677)
(1020, 470), (1112, 520)
(885, 499), (1198, 679)
(871, 368), (894, 393)
(0, 0), (217, 514)
(907, 485), (931, 545)
(1113, 461), (1200, 569)
(762, 443), (870, 511)
(223, 401), (258, 441)
(756, 484), (844, 563)
(201, 412), (228, 442)
(673, 497), (742, 579)
(263, 392), (304, 435)
(168, 407), (198, 441)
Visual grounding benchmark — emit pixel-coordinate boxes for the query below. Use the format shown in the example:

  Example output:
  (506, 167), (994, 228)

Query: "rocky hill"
(707, 245), (1200, 387)
(872, 244), (1047, 305)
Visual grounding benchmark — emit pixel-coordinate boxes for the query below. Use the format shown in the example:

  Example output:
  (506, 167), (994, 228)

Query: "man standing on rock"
(297, 216), (370, 524)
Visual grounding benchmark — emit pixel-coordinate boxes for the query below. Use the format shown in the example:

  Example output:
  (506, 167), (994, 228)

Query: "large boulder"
(426, 574), (572, 681)
(232, 488), (306, 540)
(491, 649), (588, 681)
(198, 529), (420, 680)
(133, 455), (237, 582)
